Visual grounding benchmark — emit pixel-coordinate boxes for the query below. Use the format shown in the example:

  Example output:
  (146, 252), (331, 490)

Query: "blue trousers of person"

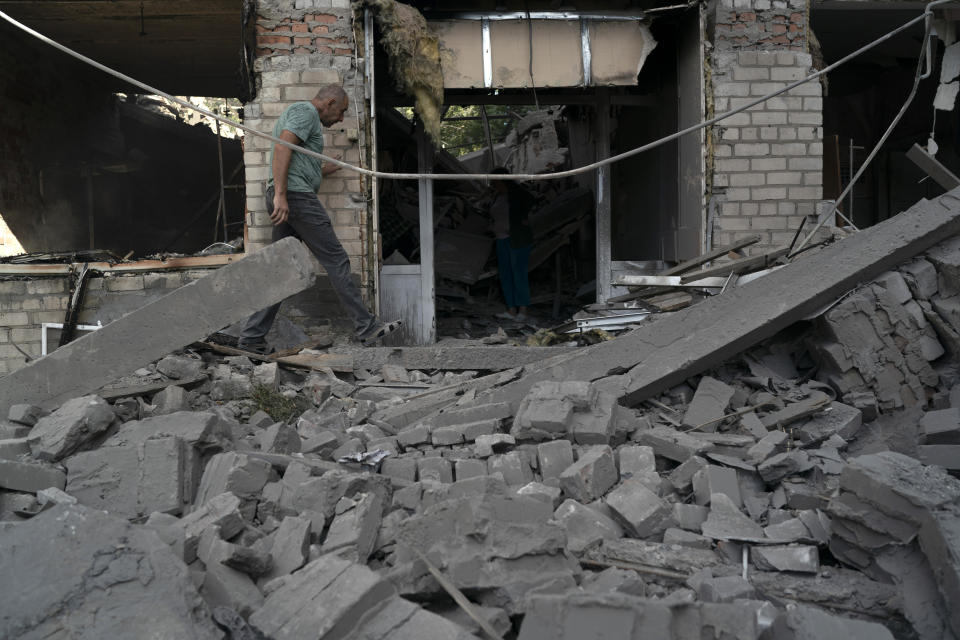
(496, 238), (531, 309)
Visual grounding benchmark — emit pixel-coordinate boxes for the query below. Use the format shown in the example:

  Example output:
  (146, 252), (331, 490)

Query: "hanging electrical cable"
(0, 4), (941, 184)
(524, 1), (540, 110)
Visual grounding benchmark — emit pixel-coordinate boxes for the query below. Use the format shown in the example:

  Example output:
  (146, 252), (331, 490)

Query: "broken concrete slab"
(918, 502), (960, 637)
(481, 188), (960, 411)
(636, 427), (713, 463)
(918, 407), (960, 443)
(683, 376), (735, 431)
(352, 594), (480, 640)
(770, 603), (895, 640)
(8, 403), (45, 426)
(537, 439), (574, 481)
(249, 552), (396, 639)
(916, 444), (960, 472)
(592, 538), (725, 575)
(840, 451), (960, 526)
(0, 504), (220, 639)
(27, 395), (115, 462)
(0, 236), (317, 412)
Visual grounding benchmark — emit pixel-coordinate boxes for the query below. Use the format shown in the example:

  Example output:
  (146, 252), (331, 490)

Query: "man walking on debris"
(238, 84), (399, 353)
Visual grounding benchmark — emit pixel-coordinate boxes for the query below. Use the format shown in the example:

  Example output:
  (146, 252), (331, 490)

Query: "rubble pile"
(5, 242), (960, 638)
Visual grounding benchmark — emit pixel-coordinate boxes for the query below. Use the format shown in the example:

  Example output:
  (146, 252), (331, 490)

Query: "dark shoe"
(358, 319), (402, 345)
(237, 338), (275, 355)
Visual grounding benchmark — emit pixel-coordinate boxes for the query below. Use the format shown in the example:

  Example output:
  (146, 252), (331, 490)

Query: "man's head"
(312, 85), (349, 126)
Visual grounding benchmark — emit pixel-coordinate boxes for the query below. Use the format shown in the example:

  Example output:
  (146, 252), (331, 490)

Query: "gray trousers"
(241, 188), (375, 340)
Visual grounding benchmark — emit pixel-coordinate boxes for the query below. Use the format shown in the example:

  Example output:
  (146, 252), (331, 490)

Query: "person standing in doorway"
(238, 85), (399, 353)
(489, 167), (535, 322)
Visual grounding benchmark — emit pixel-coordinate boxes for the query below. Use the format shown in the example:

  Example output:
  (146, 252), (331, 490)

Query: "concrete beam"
(0, 237), (317, 411)
(480, 188), (960, 409)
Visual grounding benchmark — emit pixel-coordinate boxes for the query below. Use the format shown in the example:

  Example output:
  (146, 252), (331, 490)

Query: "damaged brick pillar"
(709, 0), (822, 256)
(244, 0), (370, 315)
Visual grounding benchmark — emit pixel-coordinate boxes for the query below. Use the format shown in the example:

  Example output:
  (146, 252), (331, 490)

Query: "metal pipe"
(482, 17), (492, 88)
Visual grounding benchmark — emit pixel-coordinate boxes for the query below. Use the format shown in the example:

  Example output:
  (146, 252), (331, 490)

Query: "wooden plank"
(272, 353), (354, 373)
(0, 254), (241, 276)
(678, 248), (788, 283)
(98, 374), (208, 400)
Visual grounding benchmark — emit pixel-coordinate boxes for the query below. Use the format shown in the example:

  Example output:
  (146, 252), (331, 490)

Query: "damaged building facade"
(0, 0), (954, 352)
(7, 2), (960, 639)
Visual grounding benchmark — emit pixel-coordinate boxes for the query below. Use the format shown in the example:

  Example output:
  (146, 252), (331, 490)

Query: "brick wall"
(0, 269), (213, 375)
(245, 0), (369, 301)
(710, 0), (823, 254)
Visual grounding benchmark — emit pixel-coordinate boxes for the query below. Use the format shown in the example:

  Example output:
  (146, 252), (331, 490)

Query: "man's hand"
(270, 192), (290, 225)
(322, 155), (342, 177)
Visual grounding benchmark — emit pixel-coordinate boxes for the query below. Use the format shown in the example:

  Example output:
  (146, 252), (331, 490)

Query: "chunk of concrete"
(488, 451), (534, 486)
(431, 418), (499, 446)
(516, 481), (562, 508)
(917, 502), (960, 637)
(0, 437), (30, 460)
(682, 376), (735, 431)
(512, 381), (596, 441)
(771, 603), (895, 640)
(917, 444), (960, 472)
(558, 445), (618, 502)
(353, 595), (479, 640)
(454, 458), (487, 480)
(553, 499), (624, 553)
(605, 479), (674, 539)
(919, 408), (960, 444)
(176, 492), (245, 563)
(258, 422), (301, 454)
(840, 451), (960, 525)
(636, 426), (713, 462)
(0, 236), (317, 412)
(474, 433), (515, 458)
(0, 458), (66, 493)
(321, 492), (383, 562)
(701, 493), (765, 541)
(693, 464), (742, 507)
(673, 503), (710, 532)
(747, 430), (787, 464)
(417, 456), (453, 483)
(194, 452), (272, 506)
(27, 395), (115, 462)
(758, 450), (814, 483)
(260, 515), (311, 582)
(249, 553), (397, 639)
(0, 504), (220, 639)
(901, 258), (939, 299)
(752, 545), (819, 573)
(537, 439), (574, 480)
(698, 575), (757, 602)
(668, 454), (709, 492)
(8, 403), (45, 426)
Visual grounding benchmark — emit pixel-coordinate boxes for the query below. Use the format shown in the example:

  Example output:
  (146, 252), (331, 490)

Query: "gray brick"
(789, 186), (822, 200)
(771, 67), (805, 81)
(788, 157), (822, 171)
(752, 111), (788, 125)
(730, 173), (765, 187)
(751, 157), (786, 171)
(753, 187), (787, 200)
(789, 112), (823, 126)
(734, 143), (769, 156)
(767, 171), (803, 185)
(733, 66), (769, 81)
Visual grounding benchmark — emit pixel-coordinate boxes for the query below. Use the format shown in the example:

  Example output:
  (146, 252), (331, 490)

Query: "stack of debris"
(4, 192), (960, 639)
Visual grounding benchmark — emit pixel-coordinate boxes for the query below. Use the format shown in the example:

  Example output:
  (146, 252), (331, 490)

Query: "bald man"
(239, 85), (399, 353)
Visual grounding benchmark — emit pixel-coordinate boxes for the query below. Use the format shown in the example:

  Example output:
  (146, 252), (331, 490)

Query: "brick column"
(245, 0), (369, 287)
(709, 0), (822, 254)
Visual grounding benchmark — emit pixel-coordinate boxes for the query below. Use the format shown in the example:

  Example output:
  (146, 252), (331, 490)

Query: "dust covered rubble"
(6, 242), (960, 639)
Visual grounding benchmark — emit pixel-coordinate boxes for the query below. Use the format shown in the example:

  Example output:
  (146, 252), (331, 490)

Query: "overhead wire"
(0, 3), (942, 185)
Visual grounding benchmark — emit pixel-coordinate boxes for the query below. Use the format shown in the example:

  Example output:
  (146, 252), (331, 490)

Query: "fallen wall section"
(0, 237), (317, 411)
